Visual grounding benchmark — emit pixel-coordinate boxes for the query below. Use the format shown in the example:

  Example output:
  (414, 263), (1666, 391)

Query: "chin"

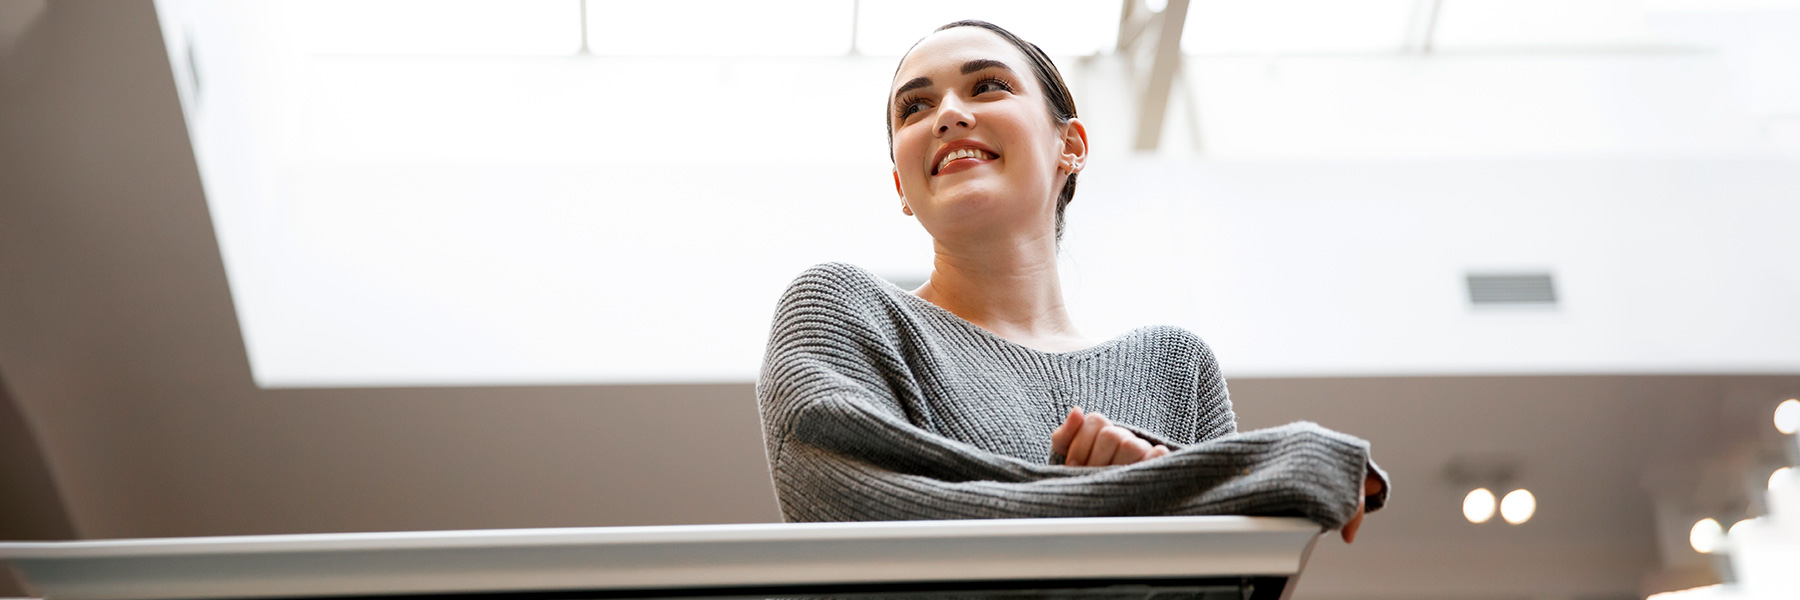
(923, 180), (1039, 234)
(930, 174), (1017, 205)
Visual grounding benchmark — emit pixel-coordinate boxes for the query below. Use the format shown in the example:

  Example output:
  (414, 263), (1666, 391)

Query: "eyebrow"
(891, 59), (1021, 100)
(959, 59), (1014, 76)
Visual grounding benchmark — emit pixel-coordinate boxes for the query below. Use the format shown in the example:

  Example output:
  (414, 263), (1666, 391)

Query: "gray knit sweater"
(756, 262), (1389, 528)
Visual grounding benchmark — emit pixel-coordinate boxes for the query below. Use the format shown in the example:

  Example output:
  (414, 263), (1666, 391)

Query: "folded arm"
(765, 379), (1375, 529)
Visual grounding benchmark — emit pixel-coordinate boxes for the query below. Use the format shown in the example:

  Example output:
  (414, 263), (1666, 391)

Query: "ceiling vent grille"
(1467, 273), (1557, 306)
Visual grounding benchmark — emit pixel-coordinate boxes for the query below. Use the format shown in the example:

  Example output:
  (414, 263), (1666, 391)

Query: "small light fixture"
(1463, 488), (1496, 523)
(1776, 399), (1799, 434)
(1500, 489), (1535, 524)
(1689, 518), (1724, 553)
(1772, 467), (1793, 491)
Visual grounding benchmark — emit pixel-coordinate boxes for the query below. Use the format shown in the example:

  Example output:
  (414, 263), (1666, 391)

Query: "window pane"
(1434, 0), (1679, 49)
(585, 0), (854, 56)
(856, 0), (1122, 56)
(1182, 0), (1415, 55)
(290, 0), (582, 56)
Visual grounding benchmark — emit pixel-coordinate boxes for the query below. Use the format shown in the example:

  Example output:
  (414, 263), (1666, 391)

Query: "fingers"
(1064, 411), (1111, 466)
(1089, 426), (1126, 466)
(1062, 414), (1171, 467)
(1109, 437), (1153, 465)
(1341, 494), (1367, 544)
(1364, 472), (1385, 496)
(1342, 512), (1363, 543)
(1050, 407), (1084, 457)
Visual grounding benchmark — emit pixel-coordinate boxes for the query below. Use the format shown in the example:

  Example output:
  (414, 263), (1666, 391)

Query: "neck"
(913, 232), (1083, 346)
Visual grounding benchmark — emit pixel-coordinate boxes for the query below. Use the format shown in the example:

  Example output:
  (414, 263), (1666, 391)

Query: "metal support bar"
(578, 0), (591, 55)
(1133, 0), (1189, 152)
(1403, 0), (1442, 55)
(1116, 0), (1155, 52)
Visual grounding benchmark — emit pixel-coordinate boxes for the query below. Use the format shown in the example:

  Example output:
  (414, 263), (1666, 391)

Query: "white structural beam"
(1125, 0), (1190, 152)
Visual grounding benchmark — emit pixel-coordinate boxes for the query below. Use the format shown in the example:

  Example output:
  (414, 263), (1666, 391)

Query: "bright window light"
(856, 0), (1122, 56)
(585, 0), (854, 56)
(289, 0), (583, 56)
(1435, 0), (1681, 50)
(1182, 0), (1415, 55)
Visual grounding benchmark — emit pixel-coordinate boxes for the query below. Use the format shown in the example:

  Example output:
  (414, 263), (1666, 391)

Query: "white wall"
(1065, 158), (1800, 377)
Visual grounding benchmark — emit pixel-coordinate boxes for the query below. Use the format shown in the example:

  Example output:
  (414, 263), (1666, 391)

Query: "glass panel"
(585, 0), (855, 56)
(1434, 0), (1680, 49)
(1182, 0), (1415, 55)
(856, 0), (1123, 56)
(289, 0), (583, 56)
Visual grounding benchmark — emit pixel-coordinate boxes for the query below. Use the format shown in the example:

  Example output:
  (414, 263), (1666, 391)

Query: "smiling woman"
(886, 21), (1081, 244)
(755, 20), (1389, 541)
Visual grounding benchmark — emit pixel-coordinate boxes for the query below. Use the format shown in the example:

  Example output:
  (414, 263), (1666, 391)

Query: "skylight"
(584, 0), (854, 57)
(1182, 0), (1415, 55)
(1433, 0), (1682, 50)
(854, 0), (1122, 56)
(289, 0), (583, 56)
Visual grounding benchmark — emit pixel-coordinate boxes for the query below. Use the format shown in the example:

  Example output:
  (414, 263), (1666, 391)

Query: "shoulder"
(784, 261), (887, 294)
(1132, 325), (1224, 373)
(1134, 325), (1217, 357)
(767, 262), (900, 342)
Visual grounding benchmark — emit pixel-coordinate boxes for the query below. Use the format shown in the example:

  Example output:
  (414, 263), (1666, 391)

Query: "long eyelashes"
(894, 94), (924, 122)
(971, 76), (1012, 95)
(894, 77), (1016, 125)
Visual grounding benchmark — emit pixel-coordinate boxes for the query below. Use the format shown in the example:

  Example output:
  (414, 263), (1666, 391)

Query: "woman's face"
(888, 28), (1084, 246)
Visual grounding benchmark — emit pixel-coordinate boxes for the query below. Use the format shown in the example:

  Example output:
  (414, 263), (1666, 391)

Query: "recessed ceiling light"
(1689, 518), (1723, 553)
(1463, 488), (1496, 523)
(1500, 489), (1535, 524)
(1774, 399), (1799, 434)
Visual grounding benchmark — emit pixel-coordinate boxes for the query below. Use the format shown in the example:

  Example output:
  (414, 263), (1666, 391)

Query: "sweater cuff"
(1365, 458), (1391, 512)
(1281, 422), (1375, 529)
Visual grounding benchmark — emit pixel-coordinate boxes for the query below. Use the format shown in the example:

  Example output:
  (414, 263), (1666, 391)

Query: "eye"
(972, 77), (1013, 96)
(896, 96), (931, 122)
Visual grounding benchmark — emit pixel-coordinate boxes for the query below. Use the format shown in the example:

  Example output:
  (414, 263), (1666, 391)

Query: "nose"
(933, 97), (974, 136)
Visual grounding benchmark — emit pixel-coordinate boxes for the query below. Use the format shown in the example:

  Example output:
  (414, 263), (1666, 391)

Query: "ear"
(893, 169), (913, 215)
(1058, 118), (1089, 174)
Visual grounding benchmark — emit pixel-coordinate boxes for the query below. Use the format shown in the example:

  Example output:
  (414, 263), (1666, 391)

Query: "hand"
(1050, 407), (1171, 467)
(1340, 472), (1385, 544)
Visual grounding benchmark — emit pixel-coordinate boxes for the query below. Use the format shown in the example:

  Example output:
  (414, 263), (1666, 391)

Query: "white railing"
(0, 516), (1324, 600)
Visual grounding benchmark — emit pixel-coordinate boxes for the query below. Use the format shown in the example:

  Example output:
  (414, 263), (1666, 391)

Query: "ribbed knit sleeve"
(756, 263), (1383, 529)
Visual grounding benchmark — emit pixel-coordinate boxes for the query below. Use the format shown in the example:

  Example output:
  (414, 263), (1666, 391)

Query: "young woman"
(756, 20), (1388, 543)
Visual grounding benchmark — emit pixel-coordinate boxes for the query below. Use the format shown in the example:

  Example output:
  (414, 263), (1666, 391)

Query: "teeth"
(937, 148), (993, 173)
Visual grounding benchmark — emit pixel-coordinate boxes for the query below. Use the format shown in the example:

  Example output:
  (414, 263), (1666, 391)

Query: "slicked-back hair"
(886, 20), (1081, 244)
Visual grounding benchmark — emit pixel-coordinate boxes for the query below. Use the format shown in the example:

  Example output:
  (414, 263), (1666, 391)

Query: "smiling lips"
(931, 142), (999, 176)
